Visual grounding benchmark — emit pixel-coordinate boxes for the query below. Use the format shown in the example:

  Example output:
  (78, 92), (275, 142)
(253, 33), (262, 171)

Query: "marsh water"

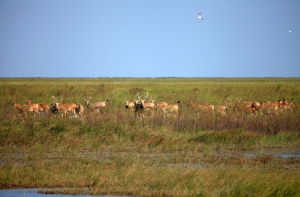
(0, 149), (299, 196)
(1, 149), (300, 169)
(0, 189), (129, 197)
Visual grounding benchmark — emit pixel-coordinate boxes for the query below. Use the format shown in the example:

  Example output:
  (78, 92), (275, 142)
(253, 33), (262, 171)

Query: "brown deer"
(125, 100), (135, 111)
(259, 101), (279, 113)
(189, 101), (215, 112)
(160, 101), (180, 118)
(75, 104), (85, 118)
(13, 102), (40, 117)
(234, 100), (258, 113)
(133, 92), (146, 119)
(27, 100), (49, 114)
(51, 96), (77, 117)
(155, 101), (169, 113)
(278, 99), (294, 111)
(85, 97), (109, 113)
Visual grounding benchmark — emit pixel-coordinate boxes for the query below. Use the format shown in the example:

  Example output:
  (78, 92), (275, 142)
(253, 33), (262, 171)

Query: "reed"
(0, 77), (299, 196)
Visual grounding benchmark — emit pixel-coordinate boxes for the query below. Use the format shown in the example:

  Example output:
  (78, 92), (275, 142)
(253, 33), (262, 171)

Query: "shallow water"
(0, 189), (129, 197)
(1, 150), (299, 170)
(243, 153), (300, 158)
(274, 153), (300, 158)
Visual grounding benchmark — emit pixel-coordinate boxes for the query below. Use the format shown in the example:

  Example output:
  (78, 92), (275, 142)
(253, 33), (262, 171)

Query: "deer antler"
(143, 92), (149, 100)
(26, 99), (32, 104)
(149, 96), (154, 102)
(59, 96), (63, 103)
(136, 93), (141, 101)
(51, 96), (57, 103)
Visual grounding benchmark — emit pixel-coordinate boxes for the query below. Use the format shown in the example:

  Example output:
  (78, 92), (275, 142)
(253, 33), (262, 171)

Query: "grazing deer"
(85, 97), (109, 113)
(51, 96), (77, 117)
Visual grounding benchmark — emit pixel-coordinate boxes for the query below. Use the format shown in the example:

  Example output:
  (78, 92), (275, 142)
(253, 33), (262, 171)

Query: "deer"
(26, 100), (50, 114)
(75, 104), (85, 118)
(156, 101), (168, 108)
(143, 100), (155, 111)
(155, 101), (169, 113)
(139, 93), (155, 111)
(258, 101), (280, 113)
(277, 99), (294, 111)
(51, 96), (77, 117)
(125, 100), (135, 111)
(133, 92), (148, 119)
(13, 102), (40, 117)
(85, 97), (109, 114)
(167, 101), (180, 113)
(158, 101), (181, 118)
(233, 99), (259, 113)
(189, 101), (215, 112)
(214, 103), (227, 116)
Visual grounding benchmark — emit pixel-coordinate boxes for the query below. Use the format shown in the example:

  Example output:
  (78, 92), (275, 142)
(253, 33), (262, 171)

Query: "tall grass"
(0, 78), (299, 151)
(0, 78), (300, 196)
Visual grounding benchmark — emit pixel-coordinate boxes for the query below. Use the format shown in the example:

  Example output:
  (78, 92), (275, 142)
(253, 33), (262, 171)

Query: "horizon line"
(0, 77), (300, 79)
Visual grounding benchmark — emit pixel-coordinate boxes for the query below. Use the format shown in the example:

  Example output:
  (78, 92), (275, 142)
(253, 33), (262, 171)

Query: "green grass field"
(0, 78), (300, 196)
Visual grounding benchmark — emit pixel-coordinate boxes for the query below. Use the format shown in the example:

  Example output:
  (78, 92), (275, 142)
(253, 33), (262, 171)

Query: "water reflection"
(0, 189), (129, 197)
(244, 153), (300, 158)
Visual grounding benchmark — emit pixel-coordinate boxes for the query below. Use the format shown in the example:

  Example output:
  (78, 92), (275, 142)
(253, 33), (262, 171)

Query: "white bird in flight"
(197, 12), (204, 20)
(289, 30), (293, 34)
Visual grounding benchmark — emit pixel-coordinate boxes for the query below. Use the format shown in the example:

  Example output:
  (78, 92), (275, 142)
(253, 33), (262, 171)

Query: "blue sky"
(0, 0), (299, 77)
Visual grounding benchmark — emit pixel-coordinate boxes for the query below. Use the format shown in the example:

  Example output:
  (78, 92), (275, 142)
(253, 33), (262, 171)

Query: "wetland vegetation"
(0, 78), (300, 196)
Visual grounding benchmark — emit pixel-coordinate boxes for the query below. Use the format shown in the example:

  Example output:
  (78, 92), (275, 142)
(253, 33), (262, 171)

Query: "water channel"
(0, 189), (129, 197)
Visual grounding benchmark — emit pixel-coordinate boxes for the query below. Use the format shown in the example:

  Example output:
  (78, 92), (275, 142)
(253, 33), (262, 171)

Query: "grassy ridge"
(0, 78), (300, 196)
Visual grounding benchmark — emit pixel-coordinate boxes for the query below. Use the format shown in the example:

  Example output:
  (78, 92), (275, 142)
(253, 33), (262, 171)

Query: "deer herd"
(12, 92), (295, 119)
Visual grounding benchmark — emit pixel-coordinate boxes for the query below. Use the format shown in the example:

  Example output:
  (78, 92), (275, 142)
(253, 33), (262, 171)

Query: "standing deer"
(156, 101), (168, 109)
(133, 92), (148, 119)
(143, 100), (155, 111)
(189, 101), (215, 113)
(27, 100), (50, 114)
(234, 100), (258, 113)
(214, 102), (232, 115)
(165, 101), (180, 118)
(85, 97), (109, 114)
(125, 100), (135, 111)
(51, 96), (77, 117)
(278, 99), (294, 111)
(13, 102), (40, 117)
(75, 104), (85, 118)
